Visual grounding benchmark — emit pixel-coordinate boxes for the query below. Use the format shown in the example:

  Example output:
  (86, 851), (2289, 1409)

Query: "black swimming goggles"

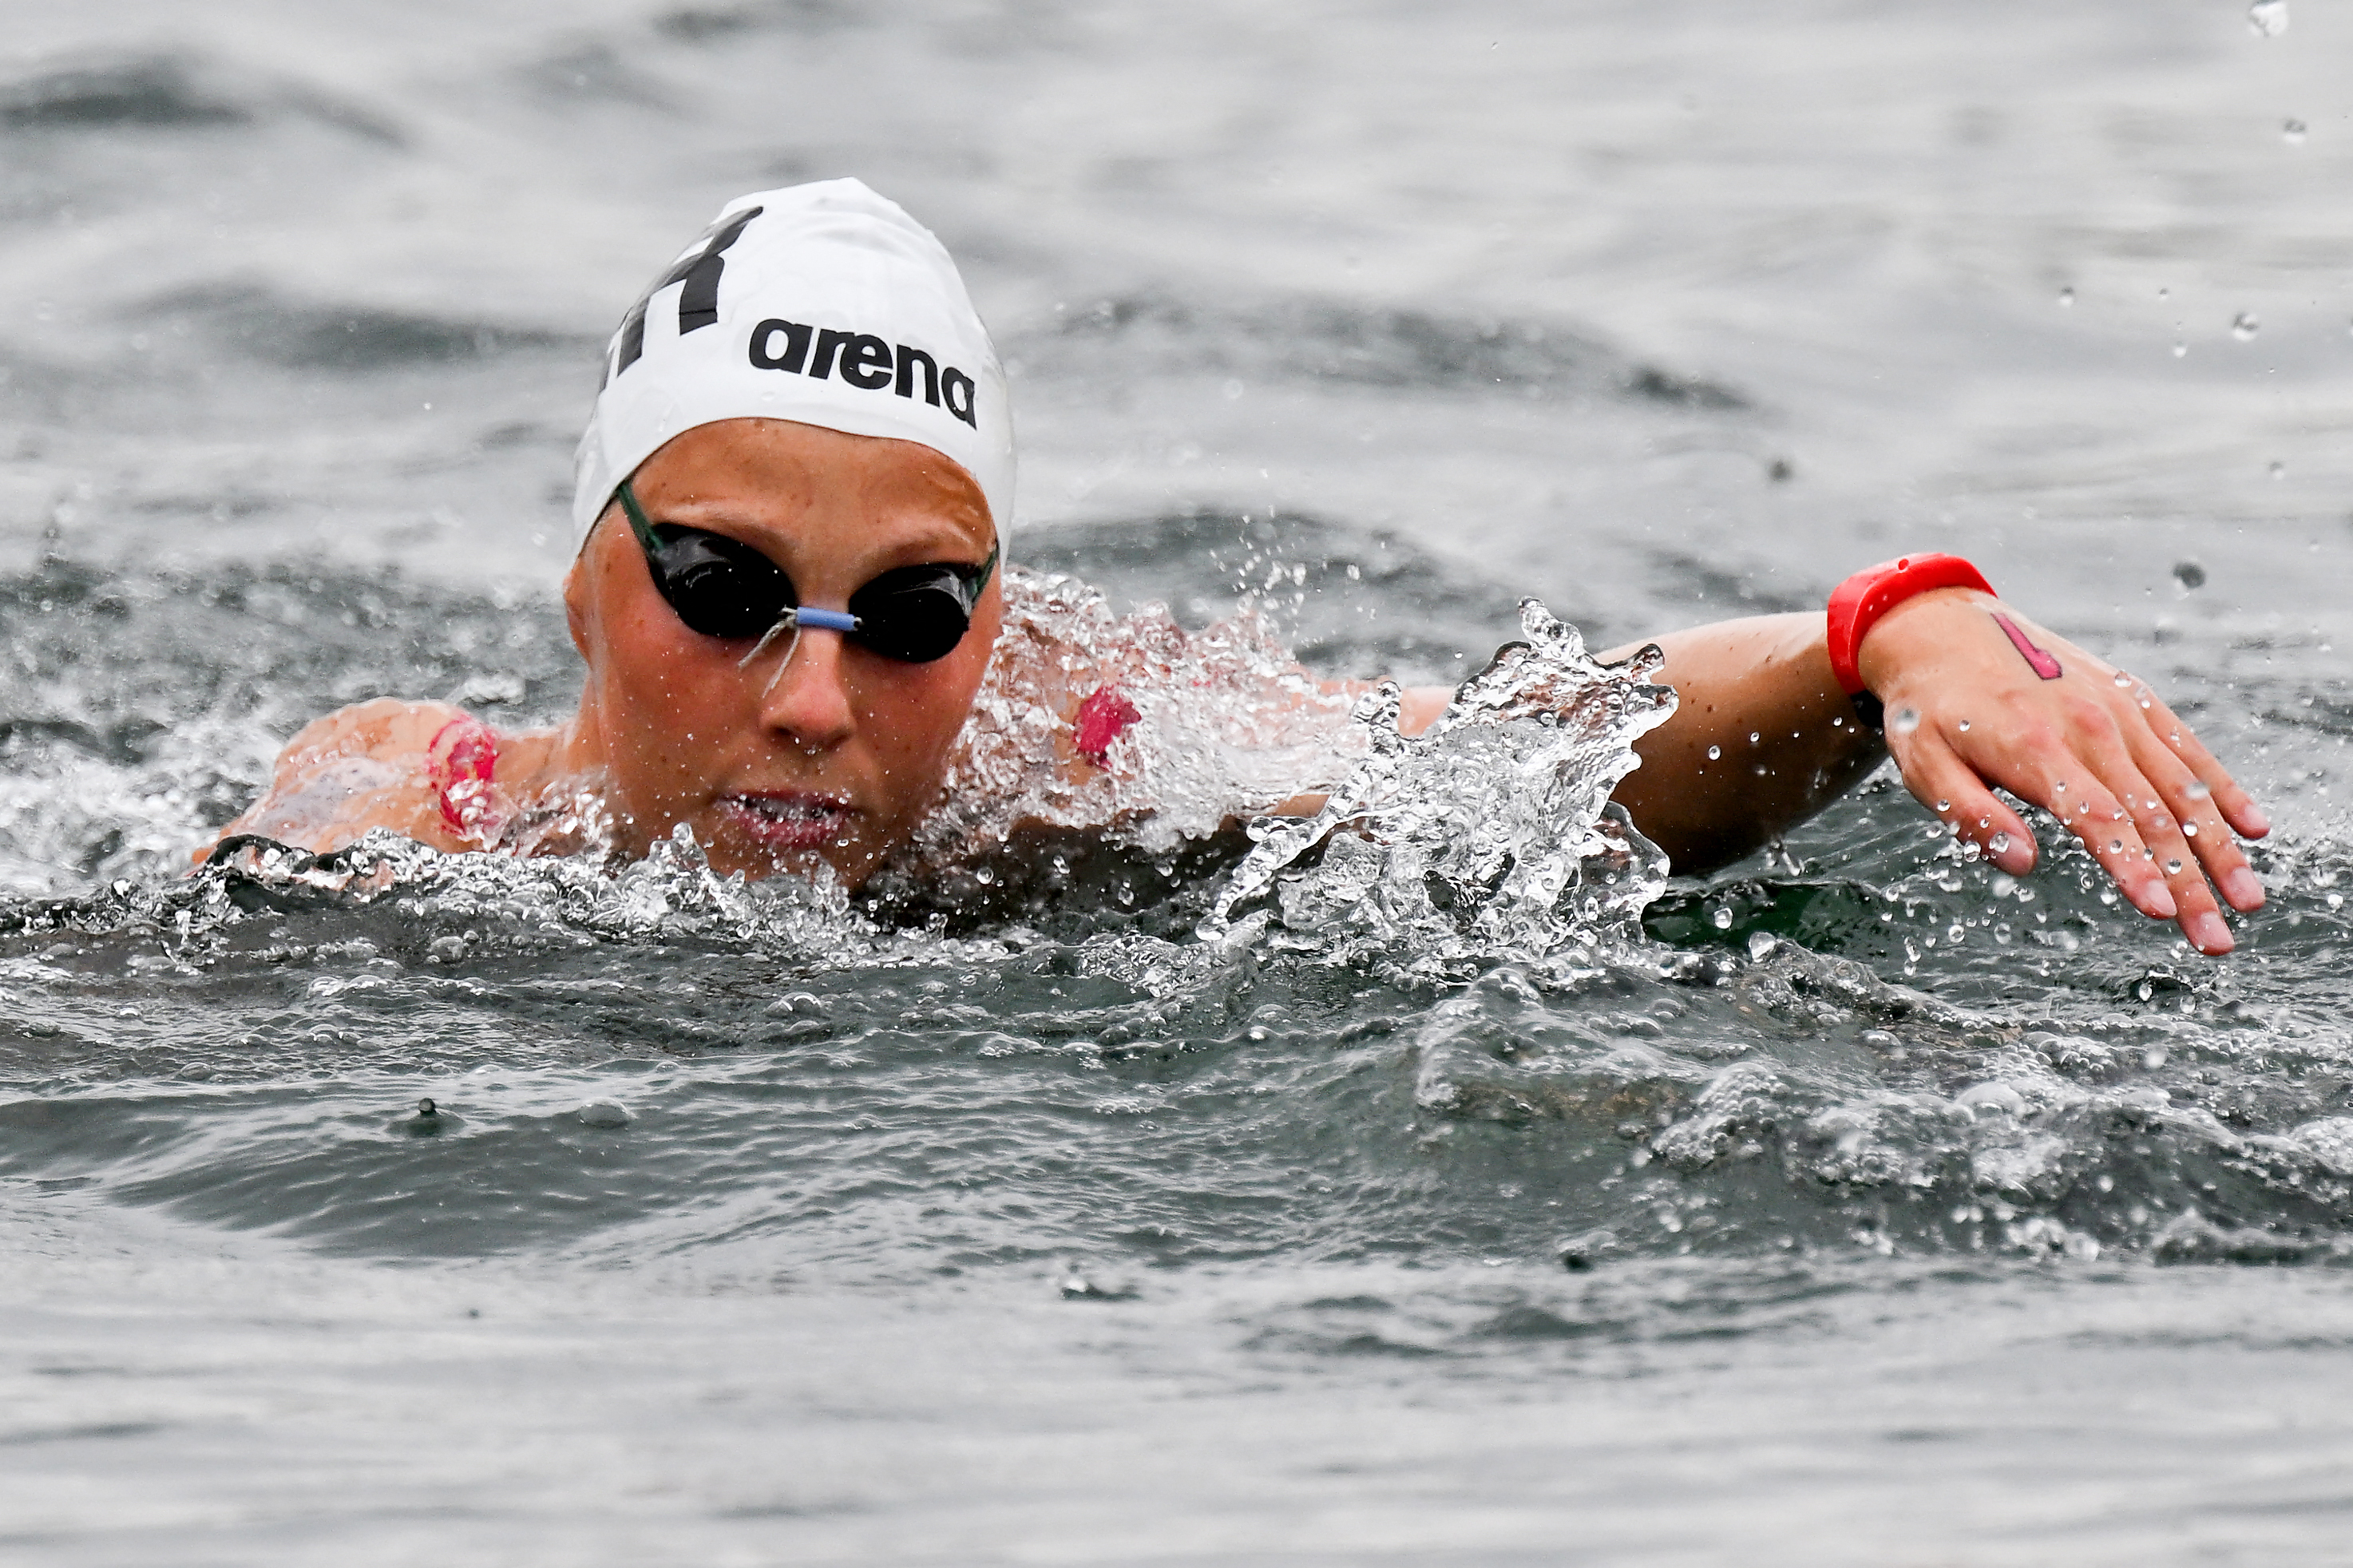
(616, 476), (997, 666)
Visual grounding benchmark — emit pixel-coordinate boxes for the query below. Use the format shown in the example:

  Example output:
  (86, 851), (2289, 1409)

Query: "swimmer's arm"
(1303, 639), (1876, 865)
(1597, 588), (2269, 955)
(1592, 614), (1884, 874)
(198, 699), (475, 863)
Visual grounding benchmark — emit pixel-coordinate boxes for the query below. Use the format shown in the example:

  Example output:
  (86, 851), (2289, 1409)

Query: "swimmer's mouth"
(719, 792), (855, 851)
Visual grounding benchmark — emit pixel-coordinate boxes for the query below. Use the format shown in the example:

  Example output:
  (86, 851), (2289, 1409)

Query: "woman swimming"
(212, 180), (2270, 954)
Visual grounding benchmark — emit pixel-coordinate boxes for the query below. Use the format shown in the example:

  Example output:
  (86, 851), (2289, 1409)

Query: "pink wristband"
(1825, 553), (1996, 699)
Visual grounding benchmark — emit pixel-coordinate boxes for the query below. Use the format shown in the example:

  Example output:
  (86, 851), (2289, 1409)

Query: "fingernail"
(2188, 910), (2233, 955)
(2144, 885), (2177, 919)
(2224, 867), (2266, 910)
(2243, 806), (2272, 836)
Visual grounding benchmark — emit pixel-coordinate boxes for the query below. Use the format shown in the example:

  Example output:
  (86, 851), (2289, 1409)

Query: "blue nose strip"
(791, 608), (860, 633)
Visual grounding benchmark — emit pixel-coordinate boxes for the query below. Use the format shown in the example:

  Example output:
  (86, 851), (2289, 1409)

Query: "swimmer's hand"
(1857, 586), (2269, 956)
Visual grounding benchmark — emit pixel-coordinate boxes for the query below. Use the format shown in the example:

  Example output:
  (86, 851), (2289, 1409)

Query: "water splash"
(1200, 600), (1676, 980)
(3, 821), (880, 963)
(879, 565), (1368, 905)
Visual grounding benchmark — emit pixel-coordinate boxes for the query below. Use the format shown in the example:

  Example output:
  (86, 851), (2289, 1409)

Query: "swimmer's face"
(562, 417), (1001, 888)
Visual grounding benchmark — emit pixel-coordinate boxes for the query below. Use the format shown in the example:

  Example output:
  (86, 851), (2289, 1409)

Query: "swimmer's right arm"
(196, 699), (479, 864)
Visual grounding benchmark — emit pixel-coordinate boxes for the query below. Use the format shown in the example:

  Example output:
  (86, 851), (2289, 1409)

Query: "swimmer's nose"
(754, 612), (856, 750)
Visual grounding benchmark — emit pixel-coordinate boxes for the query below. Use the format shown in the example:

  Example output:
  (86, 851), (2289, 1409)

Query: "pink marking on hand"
(1073, 685), (1141, 766)
(1992, 612), (2062, 681)
(429, 716), (501, 837)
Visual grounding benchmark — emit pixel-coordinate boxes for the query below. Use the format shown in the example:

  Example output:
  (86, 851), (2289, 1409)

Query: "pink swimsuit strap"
(428, 715), (500, 836)
(1074, 685), (1141, 766)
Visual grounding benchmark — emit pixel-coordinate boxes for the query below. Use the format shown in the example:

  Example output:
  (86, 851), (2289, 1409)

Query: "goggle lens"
(648, 528), (796, 640)
(618, 478), (994, 663)
(848, 570), (984, 663)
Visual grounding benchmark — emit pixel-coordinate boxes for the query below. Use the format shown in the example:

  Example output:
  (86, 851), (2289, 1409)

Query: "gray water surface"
(6, 3), (2353, 1564)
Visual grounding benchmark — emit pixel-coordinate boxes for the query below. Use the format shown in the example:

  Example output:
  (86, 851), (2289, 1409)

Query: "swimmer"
(210, 180), (2270, 954)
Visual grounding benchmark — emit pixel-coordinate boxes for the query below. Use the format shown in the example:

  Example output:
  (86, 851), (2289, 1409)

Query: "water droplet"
(2172, 341), (2188, 358)
(1937, 799), (1951, 813)
(2184, 822), (2200, 837)
(2113, 671), (2132, 687)
(2271, 461), (2286, 480)
(2232, 311), (2260, 341)
(1891, 707), (1921, 735)
(2173, 560), (2206, 590)
(1706, 744), (1721, 760)
(2284, 117), (2308, 144)
(1958, 719), (1971, 731)
(2248, 0), (2288, 37)
(1711, 906), (1734, 930)
(2185, 781), (2211, 800)
(2157, 286), (2170, 299)
(1749, 731), (1761, 745)
(2109, 839), (2125, 853)
(2058, 286), (2075, 307)
(1990, 832), (2010, 853)
(2054, 780), (2068, 795)
(2167, 858), (2183, 874)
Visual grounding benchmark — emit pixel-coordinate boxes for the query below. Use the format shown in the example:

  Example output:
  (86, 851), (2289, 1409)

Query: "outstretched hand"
(1857, 587), (2269, 955)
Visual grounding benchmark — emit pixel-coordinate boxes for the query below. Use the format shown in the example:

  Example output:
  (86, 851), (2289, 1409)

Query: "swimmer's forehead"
(624, 419), (996, 558)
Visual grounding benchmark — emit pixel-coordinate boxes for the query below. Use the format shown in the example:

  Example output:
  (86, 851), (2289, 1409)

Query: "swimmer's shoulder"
(271, 698), (469, 777)
(206, 701), (499, 863)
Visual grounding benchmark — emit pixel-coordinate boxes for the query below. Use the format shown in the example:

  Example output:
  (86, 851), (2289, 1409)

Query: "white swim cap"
(572, 178), (1014, 542)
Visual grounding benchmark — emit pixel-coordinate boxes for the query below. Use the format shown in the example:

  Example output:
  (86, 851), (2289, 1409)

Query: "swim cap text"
(749, 317), (978, 429)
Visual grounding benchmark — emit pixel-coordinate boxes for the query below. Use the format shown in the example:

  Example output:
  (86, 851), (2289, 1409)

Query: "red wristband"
(1825, 553), (1996, 698)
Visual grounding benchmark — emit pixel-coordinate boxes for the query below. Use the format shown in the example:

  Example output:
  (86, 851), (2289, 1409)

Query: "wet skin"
(549, 418), (1004, 887)
(213, 420), (2265, 952)
(212, 418), (1001, 890)
(1367, 590), (2268, 956)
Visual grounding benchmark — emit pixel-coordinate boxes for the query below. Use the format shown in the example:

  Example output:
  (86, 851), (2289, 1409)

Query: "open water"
(6, 2), (2353, 1563)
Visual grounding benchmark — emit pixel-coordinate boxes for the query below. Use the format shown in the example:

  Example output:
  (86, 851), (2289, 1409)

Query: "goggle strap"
(615, 476), (660, 553)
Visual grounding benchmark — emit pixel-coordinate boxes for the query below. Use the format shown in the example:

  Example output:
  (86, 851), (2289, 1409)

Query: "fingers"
(2119, 707), (2266, 917)
(2052, 715), (2248, 953)
(2129, 683), (2272, 844)
(1867, 602), (2271, 958)
(2036, 766), (2188, 929)
(1889, 733), (2038, 876)
(1927, 695), (2248, 956)
(1895, 715), (2177, 918)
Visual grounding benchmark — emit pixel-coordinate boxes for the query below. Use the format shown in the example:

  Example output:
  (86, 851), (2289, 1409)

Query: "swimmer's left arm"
(1590, 613), (1884, 875)
(1586, 587), (2268, 956)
